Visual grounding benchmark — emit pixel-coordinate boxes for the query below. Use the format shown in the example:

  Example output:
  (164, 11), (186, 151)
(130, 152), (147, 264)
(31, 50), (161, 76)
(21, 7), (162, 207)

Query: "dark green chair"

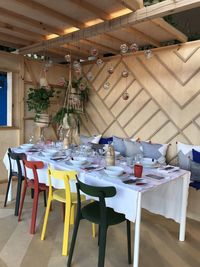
(67, 177), (131, 267)
(4, 148), (26, 216)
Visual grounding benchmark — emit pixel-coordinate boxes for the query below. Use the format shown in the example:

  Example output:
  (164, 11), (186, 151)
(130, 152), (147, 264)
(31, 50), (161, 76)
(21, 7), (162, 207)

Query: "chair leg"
(43, 190), (47, 207)
(62, 205), (71, 256)
(18, 181), (27, 222)
(70, 204), (75, 225)
(30, 189), (39, 234)
(4, 174), (12, 207)
(98, 226), (107, 267)
(41, 197), (52, 240)
(31, 188), (34, 199)
(92, 223), (96, 238)
(14, 177), (23, 216)
(126, 220), (132, 264)
(67, 214), (81, 267)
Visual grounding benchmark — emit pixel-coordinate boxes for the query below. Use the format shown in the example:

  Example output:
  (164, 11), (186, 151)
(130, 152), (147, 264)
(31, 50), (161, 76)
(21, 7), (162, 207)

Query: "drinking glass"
(135, 154), (143, 164)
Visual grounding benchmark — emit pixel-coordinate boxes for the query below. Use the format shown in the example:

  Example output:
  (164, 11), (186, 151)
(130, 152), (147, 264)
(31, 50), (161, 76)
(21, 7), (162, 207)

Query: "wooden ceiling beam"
(19, 0), (199, 54)
(114, 0), (143, 11)
(123, 26), (160, 47)
(102, 33), (131, 46)
(70, 0), (111, 20)
(61, 44), (89, 57)
(152, 18), (188, 43)
(16, 0), (85, 29)
(0, 21), (45, 41)
(0, 40), (22, 49)
(80, 39), (118, 54)
(0, 32), (32, 46)
(0, 7), (63, 35)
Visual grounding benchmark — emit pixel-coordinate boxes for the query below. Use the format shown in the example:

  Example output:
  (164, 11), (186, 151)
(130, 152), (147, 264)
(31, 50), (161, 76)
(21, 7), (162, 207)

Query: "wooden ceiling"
(0, 0), (199, 62)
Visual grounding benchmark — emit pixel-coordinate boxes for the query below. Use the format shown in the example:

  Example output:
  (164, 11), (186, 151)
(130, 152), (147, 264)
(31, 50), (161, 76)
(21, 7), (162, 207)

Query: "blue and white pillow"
(124, 139), (143, 158)
(112, 136), (126, 156)
(177, 142), (200, 170)
(141, 141), (169, 164)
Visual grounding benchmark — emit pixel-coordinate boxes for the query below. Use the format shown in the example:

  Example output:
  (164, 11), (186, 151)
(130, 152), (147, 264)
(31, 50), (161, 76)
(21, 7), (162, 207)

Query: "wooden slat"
(80, 39), (118, 54)
(0, 32), (32, 46)
(122, 26), (160, 47)
(0, 7), (64, 35)
(70, 0), (112, 20)
(18, 0), (198, 54)
(114, 0), (143, 10)
(152, 18), (188, 43)
(0, 21), (45, 41)
(16, 0), (85, 28)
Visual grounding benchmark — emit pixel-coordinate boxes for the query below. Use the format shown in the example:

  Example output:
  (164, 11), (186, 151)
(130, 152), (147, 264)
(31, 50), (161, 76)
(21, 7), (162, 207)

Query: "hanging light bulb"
(120, 43), (128, 54)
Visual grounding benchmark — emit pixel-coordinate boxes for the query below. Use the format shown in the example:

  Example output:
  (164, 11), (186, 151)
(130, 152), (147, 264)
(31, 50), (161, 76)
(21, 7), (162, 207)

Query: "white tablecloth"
(3, 149), (190, 223)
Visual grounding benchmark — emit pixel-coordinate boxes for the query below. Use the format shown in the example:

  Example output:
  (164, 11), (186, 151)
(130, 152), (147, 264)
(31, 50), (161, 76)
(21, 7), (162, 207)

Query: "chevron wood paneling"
(81, 40), (200, 163)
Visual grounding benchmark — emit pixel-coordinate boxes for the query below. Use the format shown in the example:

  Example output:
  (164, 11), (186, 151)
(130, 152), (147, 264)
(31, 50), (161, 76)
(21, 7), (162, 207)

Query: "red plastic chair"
(18, 160), (48, 234)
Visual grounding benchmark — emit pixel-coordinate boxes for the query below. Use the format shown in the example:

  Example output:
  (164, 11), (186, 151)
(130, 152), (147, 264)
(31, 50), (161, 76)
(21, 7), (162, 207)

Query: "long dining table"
(3, 147), (190, 267)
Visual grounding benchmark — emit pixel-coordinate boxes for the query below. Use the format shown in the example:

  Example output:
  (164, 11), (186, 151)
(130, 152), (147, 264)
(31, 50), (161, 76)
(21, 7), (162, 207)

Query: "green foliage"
(52, 107), (82, 133)
(26, 87), (55, 115)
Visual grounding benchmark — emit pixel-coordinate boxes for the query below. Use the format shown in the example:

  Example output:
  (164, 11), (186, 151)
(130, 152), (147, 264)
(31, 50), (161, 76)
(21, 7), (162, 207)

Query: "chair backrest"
(48, 167), (78, 204)
(77, 177), (116, 198)
(7, 148), (26, 178)
(76, 177), (116, 224)
(23, 160), (44, 188)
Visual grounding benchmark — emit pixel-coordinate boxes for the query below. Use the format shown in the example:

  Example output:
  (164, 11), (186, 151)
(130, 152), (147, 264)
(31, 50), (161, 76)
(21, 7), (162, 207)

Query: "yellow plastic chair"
(41, 167), (86, 256)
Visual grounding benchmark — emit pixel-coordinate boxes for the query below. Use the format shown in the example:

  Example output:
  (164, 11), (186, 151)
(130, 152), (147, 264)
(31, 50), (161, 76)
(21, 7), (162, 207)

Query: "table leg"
(179, 174), (189, 241)
(7, 172), (12, 202)
(133, 192), (142, 267)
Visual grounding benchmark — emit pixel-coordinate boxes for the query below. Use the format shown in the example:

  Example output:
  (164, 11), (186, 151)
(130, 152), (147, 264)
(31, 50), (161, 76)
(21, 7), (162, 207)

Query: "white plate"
(21, 143), (33, 149)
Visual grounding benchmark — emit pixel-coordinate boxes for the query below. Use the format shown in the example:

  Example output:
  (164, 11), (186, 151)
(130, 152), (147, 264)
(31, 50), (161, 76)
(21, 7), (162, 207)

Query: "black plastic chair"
(4, 148), (26, 216)
(67, 177), (131, 267)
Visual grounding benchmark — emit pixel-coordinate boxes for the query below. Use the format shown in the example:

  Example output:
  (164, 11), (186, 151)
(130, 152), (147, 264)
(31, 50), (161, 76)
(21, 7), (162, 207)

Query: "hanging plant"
(26, 87), (55, 120)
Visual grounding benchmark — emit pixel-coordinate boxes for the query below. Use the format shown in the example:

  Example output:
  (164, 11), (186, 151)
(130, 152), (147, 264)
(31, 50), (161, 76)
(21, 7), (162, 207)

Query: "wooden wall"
(0, 40), (199, 220)
(81, 40), (200, 166)
(80, 40), (200, 221)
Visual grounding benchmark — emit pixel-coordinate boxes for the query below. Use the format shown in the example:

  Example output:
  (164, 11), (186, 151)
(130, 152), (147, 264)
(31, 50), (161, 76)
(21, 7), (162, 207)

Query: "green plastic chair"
(67, 177), (131, 267)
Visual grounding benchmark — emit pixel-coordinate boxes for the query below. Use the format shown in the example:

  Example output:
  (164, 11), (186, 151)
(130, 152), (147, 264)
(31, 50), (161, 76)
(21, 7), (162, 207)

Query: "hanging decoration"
(86, 72), (93, 81)
(65, 54), (71, 63)
(144, 49), (153, 59)
(73, 60), (82, 77)
(103, 81), (110, 90)
(121, 69), (129, 78)
(90, 47), (99, 57)
(130, 43), (139, 53)
(107, 66), (114, 75)
(39, 59), (52, 88)
(122, 92), (129, 100)
(96, 58), (104, 66)
(120, 43), (129, 54)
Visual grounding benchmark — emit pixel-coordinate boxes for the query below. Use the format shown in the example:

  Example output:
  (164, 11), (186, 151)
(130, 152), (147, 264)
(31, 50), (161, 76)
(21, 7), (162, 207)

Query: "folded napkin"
(157, 166), (180, 174)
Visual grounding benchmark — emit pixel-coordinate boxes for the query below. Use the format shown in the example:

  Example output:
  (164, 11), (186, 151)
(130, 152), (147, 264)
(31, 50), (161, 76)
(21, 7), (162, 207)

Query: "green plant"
(26, 87), (55, 119)
(52, 77), (89, 131)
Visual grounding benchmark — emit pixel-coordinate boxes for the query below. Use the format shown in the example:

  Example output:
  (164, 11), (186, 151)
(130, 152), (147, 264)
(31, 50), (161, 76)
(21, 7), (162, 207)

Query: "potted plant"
(26, 87), (55, 127)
